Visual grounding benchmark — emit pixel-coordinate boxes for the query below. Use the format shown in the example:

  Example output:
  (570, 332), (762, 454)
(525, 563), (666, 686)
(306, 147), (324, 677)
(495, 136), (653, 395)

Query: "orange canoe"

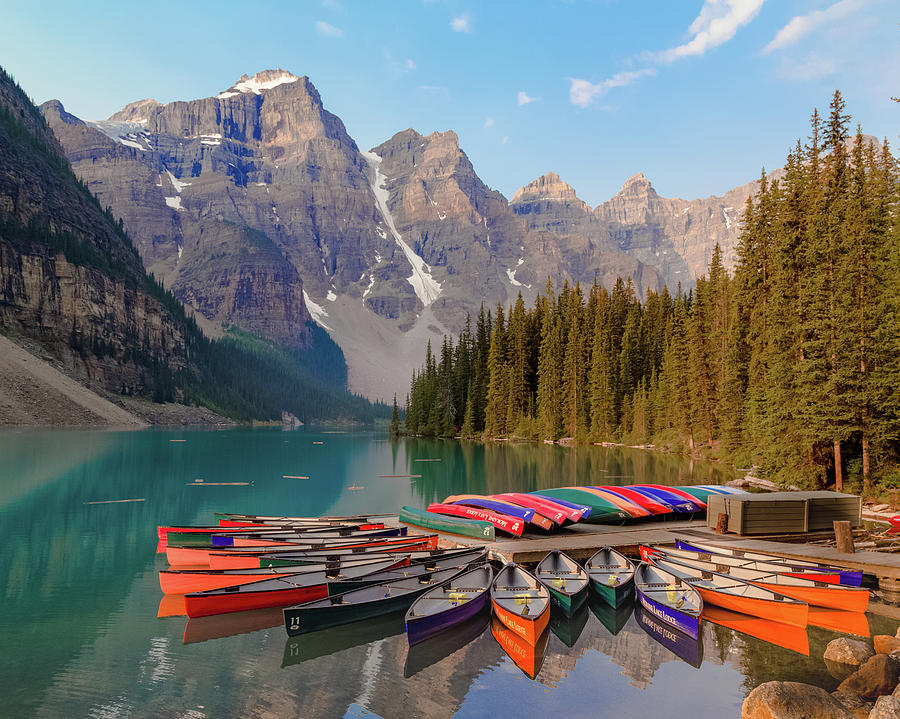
(651, 556), (808, 629)
(491, 564), (551, 645)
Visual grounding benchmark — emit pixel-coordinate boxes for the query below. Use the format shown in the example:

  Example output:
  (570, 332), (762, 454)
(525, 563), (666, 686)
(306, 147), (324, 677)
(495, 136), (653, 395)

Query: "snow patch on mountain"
(218, 70), (299, 98)
(361, 150), (442, 306)
(303, 290), (333, 331)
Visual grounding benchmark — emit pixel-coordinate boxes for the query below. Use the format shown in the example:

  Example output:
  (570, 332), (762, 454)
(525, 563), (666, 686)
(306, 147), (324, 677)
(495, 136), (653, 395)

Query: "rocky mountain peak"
(511, 172), (587, 210)
(108, 98), (161, 122)
(40, 99), (82, 126)
(616, 172), (656, 197)
(217, 69), (301, 99)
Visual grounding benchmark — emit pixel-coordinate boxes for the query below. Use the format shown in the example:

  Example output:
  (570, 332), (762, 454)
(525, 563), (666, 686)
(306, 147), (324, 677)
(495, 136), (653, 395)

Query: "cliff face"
(0, 67), (188, 395)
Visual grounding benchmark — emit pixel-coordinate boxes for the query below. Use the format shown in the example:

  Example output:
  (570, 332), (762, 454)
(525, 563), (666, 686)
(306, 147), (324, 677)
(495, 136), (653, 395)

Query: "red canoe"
(426, 503), (525, 536)
(444, 494), (556, 531)
(596, 486), (673, 515)
(583, 487), (652, 519)
(492, 493), (578, 525)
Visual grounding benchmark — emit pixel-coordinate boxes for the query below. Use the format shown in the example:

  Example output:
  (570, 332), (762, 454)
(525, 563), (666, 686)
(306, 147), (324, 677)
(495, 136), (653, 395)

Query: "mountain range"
(40, 69), (763, 401)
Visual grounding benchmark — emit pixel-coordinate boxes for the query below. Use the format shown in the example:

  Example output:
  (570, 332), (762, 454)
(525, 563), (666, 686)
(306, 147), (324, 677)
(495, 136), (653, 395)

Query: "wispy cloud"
(450, 14), (472, 33)
(502, 136), (510, 144)
(517, 91), (539, 106)
(484, 116), (494, 128)
(385, 51), (416, 74)
(652, 0), (765, 63)
(418, 85), (451, 101)
(777, 54), (838, 80)
(763, 0), (864, 54)
(314, 20), (343, 38)
(321, 0), (344, 11)
(569, 69), (656, 108)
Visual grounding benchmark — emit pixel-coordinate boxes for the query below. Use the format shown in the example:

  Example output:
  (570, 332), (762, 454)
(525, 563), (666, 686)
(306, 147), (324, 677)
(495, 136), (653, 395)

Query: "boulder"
(876, 635), (900, 655)
(827, 660), (862, 682)
(871, 696), (900, 719)
(825, 638), (876, 666)
(838, 654), (900, 698)
(832, 691), (874, 719)
(742, 681), (855, 718)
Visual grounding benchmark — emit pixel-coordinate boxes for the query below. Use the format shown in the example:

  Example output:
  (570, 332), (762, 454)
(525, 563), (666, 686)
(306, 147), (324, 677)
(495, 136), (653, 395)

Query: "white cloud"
(569, 68), (656, 107)
(450, 14), (472, 33)
(517, 91), (539, 106)
(653, 0), (765, 63)
(502, 136), (510, 144)
(763, 0), (864, 54)
(321, 0), (344, 11)
(314, 20), (343, 38)
(484, 116), (494, 128)
(777, 55), (838, 80)
(405, 58), (416, 71)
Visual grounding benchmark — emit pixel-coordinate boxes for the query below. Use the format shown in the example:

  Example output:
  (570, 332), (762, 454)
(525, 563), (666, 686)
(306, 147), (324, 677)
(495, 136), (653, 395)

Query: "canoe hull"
(693, 586), (808, 628)
(426, 503), (524, 536)
(546, 585), (588, 616)
(400, 505), (495, 541)
(185, 583), (328, 618)
(591, 576), (635, 608)
(406, 588), (490, 645)
(491, 598), (550, 646)
(636, 589), (700, 640)
(285, 590), (419, 636)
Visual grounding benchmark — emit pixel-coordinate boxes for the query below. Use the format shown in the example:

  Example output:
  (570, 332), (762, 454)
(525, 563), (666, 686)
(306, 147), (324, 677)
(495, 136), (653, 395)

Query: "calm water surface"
(0, 428), (892, 718)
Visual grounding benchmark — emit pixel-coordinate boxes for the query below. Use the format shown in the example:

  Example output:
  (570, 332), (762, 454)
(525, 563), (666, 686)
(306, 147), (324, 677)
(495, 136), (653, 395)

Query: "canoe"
(634, 561), (703, 640)
(594, 486), (673, 515)
(694, 485), (748, 495)
(261, 546), (486, 570)
(491, 493), (574, 525)
(207, 536), (438, 570)
(215, 511), (394, 525)
(581, 487), (652, 519)
(159, 521), (368, 543)
(491, 615), (549, 680)
(635, 484), (708, 510)
(808, 606), (870, 637)
(404, 613), (491, 678)
(405, 564), (493, 645)
(199, 526), (403, 548)
(641, 547), (868, 612)
(588, 595), (633, 636)
(444, 495), (555, 532)
(584, 546), (635, 608)
(549, 601), (590, 647)
(183, 557), (403, 618)
(649, 556), (809, 628)
(400, 505), (495, 541)
(527, 488), (627, 524)
(702, 605), (810, 656)
(171, 534), (435, 568)
(529, 493), (592, 520)
(644, 544), (843, 584)
(491, 564), (551, 645)
(426, 503), (525, 537)
(673, 538), (862, 587)
(283, 566), (468, 636)
(673, 486), (723, 503)
(627, 486), (703, 514)
(159, 555), (409, 595)
(328, 549), (488, 595)
(635, 602), (703, 668)
(534, 550), (589, 616)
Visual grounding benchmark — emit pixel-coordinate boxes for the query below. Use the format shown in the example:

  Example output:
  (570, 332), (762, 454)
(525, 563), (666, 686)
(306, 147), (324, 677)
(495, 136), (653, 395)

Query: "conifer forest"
(404, 93), (900, 492)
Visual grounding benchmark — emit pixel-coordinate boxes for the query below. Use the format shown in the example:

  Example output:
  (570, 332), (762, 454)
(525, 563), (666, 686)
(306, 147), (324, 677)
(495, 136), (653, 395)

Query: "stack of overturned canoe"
(402, 484), (748, 538)
(633, 537), (868, 647)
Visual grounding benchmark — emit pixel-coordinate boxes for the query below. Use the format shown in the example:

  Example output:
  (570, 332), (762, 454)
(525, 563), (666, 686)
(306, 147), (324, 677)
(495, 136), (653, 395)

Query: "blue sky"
(2, 0), (897, 205)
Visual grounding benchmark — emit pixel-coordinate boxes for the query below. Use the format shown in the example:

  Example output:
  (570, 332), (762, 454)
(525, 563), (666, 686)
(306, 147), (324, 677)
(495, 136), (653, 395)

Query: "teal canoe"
(534, 550), (589, 616)
(585, 546), (635, 608)
(399, 506), (495, 541)
(530, 488), (628, 524)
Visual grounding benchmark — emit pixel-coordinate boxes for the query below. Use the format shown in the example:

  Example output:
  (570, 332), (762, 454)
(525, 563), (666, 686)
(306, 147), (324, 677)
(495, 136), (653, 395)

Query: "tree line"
(403, 92), (899, 491)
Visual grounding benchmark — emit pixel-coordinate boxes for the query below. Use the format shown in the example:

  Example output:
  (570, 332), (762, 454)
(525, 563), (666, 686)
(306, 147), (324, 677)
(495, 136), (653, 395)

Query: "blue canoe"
(628, 486), (703, 514)
(405, 564), (493, 645)
(634, 561), (703, 640)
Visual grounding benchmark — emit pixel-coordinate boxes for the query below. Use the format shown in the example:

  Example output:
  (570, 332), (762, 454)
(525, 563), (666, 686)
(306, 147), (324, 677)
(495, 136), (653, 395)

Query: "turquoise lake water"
(0, 427), (892, 718)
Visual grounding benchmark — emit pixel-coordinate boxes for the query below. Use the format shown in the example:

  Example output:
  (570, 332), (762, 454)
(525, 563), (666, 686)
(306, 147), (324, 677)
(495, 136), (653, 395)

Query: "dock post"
(834, 520), (855, 553)
(715, 513), (728, 535)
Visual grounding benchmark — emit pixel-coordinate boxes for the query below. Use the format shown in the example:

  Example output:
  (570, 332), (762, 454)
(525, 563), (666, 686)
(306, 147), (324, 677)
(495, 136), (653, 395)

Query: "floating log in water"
(169, 439), (187, 443)
(282, 475), (310, 480)
(84, 498), (147, 505)
(186, 480), (252, 486)
(413, 459), (442, 462)
(377, 474), (422, 478)
(312, 441), (324, 445)
(347, 485), (365, 491)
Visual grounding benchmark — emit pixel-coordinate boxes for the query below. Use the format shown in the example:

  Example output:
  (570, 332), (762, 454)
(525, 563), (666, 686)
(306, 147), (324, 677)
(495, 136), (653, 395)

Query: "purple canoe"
(405, 564), (494, 645)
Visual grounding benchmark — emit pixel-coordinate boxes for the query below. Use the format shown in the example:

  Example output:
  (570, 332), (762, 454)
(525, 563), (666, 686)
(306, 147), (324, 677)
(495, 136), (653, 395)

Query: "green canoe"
(530, 488), (628, 524)
(399, 506), (495, 541)
(535, 550), (589, 616)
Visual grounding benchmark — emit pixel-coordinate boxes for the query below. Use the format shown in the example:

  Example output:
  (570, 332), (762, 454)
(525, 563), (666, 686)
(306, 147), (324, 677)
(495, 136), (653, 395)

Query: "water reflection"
(0, 428), (894, 719)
